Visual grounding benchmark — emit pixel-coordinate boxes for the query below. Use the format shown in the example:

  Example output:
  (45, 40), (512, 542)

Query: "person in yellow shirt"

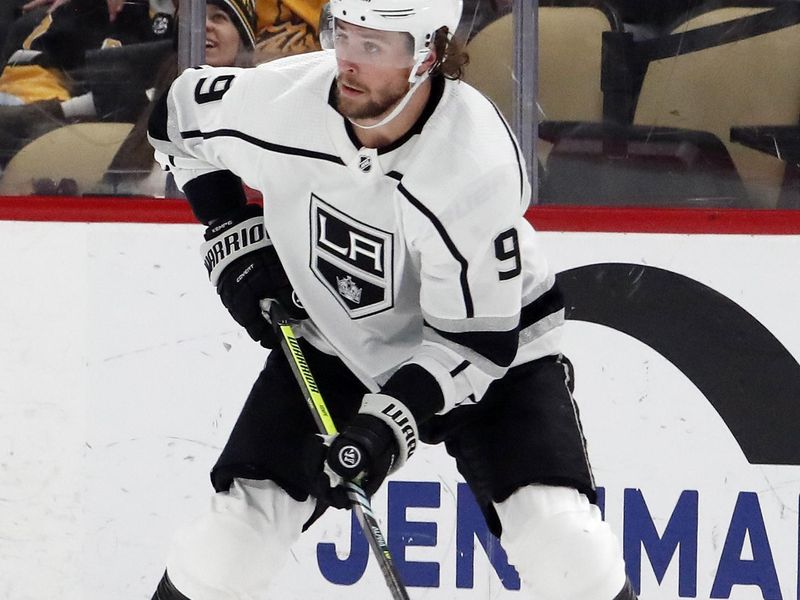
(0, 0), (326, 106)
(0, 0), (326, 170)
(0, 0), (170, 106)
(102, 0), (258, 196)
(0, 0), (173, 167)
(253, 0), (326, 62)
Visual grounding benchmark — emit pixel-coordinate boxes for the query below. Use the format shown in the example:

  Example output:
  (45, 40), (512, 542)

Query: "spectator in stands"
(0, 0), (329, 171)
(0, 0), (173, 166)
(0, 2), (30, 59)
(101, 0), (258, 196)
(0, 0), (170, 106)
(253, 0), (326, 62)
(104, 0), (336, 196)
(0, 0), (328, 193)
(17, 0), (125, 21)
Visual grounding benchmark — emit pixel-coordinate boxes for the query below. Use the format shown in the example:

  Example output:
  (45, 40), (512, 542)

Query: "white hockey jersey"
(150, 51), (565, 413)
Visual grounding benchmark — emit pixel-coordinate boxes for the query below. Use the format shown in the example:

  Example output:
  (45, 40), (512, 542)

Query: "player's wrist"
(380, 363), (445, 424)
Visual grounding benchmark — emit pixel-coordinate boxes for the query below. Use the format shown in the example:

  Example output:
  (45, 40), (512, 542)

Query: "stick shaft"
(268, 304), (410, 600)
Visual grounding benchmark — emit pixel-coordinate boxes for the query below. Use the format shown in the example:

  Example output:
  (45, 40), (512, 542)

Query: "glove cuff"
(201, 208), (272, 285)
(359, 393), (419, 473)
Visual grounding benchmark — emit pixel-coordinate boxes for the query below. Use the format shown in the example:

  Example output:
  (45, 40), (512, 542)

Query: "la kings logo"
(310, 194), (394, 319)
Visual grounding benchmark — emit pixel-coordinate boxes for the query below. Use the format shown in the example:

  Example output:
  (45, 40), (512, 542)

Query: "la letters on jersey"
(310, 194), (394, 319)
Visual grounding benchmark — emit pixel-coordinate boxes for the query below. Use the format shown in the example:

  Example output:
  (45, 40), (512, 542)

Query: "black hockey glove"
(322, 393), (419, 506)
(201, 204), (306, 348)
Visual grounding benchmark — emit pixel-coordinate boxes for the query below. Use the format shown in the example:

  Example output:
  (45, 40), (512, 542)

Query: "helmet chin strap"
(348, 54), (431, 131)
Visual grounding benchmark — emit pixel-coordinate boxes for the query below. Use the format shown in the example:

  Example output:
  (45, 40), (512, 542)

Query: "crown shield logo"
(310, 195), (394, 319)
(336, 275), (363, 304)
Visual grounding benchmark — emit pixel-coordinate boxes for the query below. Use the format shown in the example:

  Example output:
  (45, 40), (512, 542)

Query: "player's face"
(333, 21), (417, 121)
(205, 5), (241, 67)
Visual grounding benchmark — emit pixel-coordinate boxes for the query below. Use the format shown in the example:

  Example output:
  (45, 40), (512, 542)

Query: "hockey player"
(148, 1), (637, 599)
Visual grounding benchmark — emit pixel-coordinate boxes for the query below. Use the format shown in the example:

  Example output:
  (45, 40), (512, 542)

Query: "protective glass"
(322, 20), (417, 70)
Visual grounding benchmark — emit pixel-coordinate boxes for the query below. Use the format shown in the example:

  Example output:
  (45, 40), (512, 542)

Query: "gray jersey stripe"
(423, 311), (520, 333)
(423, 327), (508, 378)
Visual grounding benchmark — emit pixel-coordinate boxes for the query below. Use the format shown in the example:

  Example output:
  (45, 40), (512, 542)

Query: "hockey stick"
(265, 301), (411, 600)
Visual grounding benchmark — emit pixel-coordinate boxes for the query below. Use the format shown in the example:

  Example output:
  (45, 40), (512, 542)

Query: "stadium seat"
(632, 2), (800, 207)
(729, 124), (800, 208)
(539, 121), (749, 206)
(463, 1), (624, 196)
(0, 122), (134, 196)
(665, 0), (785, 31)
(463, 1), (623, 124)
(539, 2), (800, 207)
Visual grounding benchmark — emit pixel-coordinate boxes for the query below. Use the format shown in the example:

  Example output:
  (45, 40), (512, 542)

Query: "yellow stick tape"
(279, 323), (338, 435)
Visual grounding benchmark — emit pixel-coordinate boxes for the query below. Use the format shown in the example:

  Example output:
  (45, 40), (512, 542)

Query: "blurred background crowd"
(0, 0), (797, 209)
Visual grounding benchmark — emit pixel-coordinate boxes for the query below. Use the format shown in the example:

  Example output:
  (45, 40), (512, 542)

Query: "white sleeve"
(147, 65), (254, 190)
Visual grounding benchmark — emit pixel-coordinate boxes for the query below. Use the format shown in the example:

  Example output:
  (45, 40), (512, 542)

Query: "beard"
(335, 75), (410, 121)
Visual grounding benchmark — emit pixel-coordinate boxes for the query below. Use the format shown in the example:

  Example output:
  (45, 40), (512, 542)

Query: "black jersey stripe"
(376, 77), (445, 155)
(397, 182), (474, 317)
(488, 102), (526, 204)
(450, 360), (470, 377)
(180, 128), (346, 165)
(426, 287), (564, 369)
(427, 323), (519, 369)
(521, 284), (565, 329)
(427, 287), (564, 369)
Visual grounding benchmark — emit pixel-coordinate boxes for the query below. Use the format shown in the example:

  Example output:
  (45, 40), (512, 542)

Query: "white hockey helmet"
(324, 0), (463, 64)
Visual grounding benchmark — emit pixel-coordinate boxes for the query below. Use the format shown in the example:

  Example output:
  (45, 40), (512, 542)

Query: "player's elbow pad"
(183, 171), (248, 225)
(147, 88), (171, 143)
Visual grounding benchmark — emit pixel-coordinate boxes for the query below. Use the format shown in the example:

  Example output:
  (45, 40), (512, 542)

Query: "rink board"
(0, 220), (798, 600)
